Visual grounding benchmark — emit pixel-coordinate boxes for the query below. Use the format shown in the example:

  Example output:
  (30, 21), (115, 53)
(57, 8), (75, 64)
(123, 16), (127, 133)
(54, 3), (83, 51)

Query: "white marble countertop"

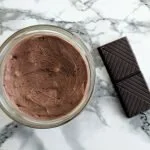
(1, 0), (150, 149)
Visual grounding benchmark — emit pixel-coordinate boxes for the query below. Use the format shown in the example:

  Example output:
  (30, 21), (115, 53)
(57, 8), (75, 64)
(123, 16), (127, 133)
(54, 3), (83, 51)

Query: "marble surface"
(0, 0), (150, 149)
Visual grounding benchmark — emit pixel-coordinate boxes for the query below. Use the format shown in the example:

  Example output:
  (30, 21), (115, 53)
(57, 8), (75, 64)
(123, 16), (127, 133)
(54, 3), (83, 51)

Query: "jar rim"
(0, 25), (95, 128)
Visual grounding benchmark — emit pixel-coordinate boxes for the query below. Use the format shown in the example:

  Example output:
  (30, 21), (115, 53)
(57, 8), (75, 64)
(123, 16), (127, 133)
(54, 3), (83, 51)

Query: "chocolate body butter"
(3, 35), (88, 119)
(0, 25), (95, 128)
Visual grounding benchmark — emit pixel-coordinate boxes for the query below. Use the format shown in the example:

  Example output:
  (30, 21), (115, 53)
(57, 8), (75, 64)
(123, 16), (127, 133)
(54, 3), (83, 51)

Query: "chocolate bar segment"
(98, 37), (150, 117)
(117, 73), (150, 117)
(100, 38), (139, 82)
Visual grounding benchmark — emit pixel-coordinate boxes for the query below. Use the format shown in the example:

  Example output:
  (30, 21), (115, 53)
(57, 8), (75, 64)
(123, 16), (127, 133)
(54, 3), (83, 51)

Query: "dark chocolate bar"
(98, 37), (150, 117)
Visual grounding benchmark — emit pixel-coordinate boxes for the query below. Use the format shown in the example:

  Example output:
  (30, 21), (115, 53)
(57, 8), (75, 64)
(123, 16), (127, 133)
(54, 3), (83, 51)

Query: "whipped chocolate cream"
(3, 35), (88, 119)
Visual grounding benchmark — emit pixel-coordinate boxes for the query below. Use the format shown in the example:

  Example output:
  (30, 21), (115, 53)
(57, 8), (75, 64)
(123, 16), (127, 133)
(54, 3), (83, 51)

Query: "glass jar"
(0, 25), (95, 128)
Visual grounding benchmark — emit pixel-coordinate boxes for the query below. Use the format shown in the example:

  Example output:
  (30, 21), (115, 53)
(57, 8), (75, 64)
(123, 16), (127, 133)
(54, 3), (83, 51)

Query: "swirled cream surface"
(3, 35), (88, 119)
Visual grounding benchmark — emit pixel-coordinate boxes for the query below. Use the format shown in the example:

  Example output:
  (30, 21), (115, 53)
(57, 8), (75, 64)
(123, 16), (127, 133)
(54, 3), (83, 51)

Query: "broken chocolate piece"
(98, 37), (150, 117)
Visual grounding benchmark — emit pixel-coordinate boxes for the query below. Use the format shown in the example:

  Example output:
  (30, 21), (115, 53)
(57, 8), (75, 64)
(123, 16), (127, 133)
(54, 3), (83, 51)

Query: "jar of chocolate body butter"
(0, 25), (95, 128)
